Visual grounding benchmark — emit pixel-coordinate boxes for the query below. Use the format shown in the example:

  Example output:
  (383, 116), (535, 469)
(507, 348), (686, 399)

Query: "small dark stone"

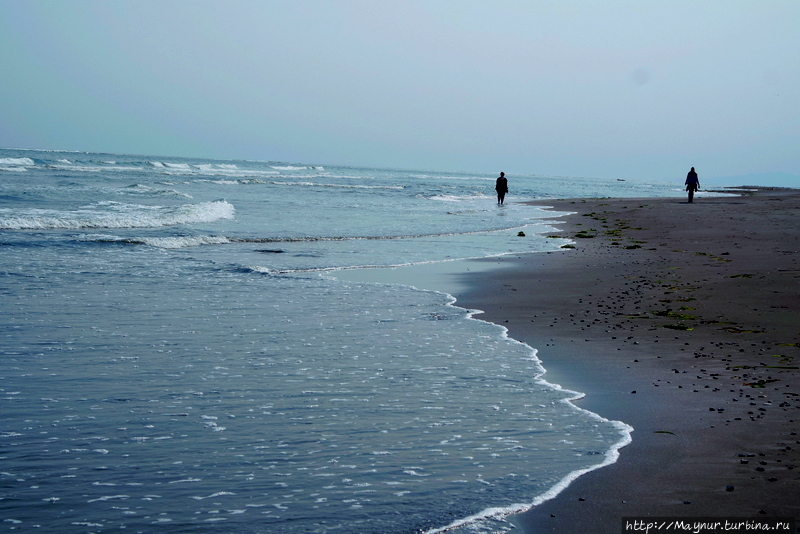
(726, 486), (734, 492)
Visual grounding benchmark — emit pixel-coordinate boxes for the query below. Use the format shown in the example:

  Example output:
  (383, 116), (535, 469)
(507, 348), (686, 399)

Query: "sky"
(1, 1), (798, 183)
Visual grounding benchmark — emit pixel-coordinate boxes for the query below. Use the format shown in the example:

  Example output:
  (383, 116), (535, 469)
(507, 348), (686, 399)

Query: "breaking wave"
(0, 200), (235, 230)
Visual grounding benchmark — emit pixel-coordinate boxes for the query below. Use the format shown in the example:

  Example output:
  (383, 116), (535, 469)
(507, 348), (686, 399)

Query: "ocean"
(1, 148), (684, 533)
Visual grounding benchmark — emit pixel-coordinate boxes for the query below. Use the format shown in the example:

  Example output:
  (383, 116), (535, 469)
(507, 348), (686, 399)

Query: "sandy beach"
(456, 188), (800, 533)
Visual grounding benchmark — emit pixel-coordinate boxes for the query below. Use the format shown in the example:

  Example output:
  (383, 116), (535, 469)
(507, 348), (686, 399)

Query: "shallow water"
(0, 149), (683, 532)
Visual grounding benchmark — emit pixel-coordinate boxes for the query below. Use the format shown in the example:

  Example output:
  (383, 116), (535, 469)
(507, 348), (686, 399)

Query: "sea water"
(1, 149), (683, 533)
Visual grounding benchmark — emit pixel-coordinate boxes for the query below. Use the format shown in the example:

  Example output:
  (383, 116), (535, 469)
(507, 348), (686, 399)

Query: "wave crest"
(0, 200), (235, 230)
(0, 157), (35, 166)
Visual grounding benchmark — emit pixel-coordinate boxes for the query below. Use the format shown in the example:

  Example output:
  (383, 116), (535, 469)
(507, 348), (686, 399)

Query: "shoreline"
(455, 188), (800, 532)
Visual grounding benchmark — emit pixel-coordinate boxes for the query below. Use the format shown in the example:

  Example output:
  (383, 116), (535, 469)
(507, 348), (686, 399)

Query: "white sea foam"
(149, 162), (280, 179)
(191, 491), (236, 500)
(0, 157), (35, 172)
(121, 184), (192, 198)
(87, 495), (130, 503)
(148, 161), (196, 172)
(138, 236), (231, 248)
(421, 335), (633, 534)
(46, 163), (145, 173)
(270, 181), (403, 190)
(0, 200), (235, 229)
(162, 162), (192, 171)
(429, 194), (492, 202)
(0, 157), (34, 166)
(200, 179), (243, 185)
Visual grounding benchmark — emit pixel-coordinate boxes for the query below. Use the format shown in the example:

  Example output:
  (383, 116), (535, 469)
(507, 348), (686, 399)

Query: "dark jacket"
(685, 170), (699, 189)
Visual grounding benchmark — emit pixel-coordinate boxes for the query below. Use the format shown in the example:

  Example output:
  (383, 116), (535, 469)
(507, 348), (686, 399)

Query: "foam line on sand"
(457, 188), (800, 533)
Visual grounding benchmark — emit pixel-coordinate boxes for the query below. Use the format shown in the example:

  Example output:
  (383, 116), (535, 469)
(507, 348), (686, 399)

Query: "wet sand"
(456, 188), (800, 532)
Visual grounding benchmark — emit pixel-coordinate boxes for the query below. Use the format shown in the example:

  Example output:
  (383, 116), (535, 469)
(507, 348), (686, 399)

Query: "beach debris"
(662, 323), (693, 331)
(651, 309), (697, 320)
(744, 379), (780, 388)
(517, 231), (525, 236)
(693, 251), (732, 262)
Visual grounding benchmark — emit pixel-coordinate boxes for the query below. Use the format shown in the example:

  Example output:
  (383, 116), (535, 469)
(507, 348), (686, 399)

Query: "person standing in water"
(495, 172), (508, 205)
(685, 167), (700, 203)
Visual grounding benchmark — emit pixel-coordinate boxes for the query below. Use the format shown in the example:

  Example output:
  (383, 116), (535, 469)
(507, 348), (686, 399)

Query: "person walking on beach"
(495, 172), (508, 205)
(685, 167), (700, 203)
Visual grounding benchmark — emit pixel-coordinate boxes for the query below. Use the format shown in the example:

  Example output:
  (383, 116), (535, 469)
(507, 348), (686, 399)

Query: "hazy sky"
(1, 1), (798, 181)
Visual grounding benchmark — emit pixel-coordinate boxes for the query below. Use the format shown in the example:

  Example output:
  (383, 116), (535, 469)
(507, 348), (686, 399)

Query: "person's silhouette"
(495, 172), (508, 205)
(685, 167), (699, 203)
